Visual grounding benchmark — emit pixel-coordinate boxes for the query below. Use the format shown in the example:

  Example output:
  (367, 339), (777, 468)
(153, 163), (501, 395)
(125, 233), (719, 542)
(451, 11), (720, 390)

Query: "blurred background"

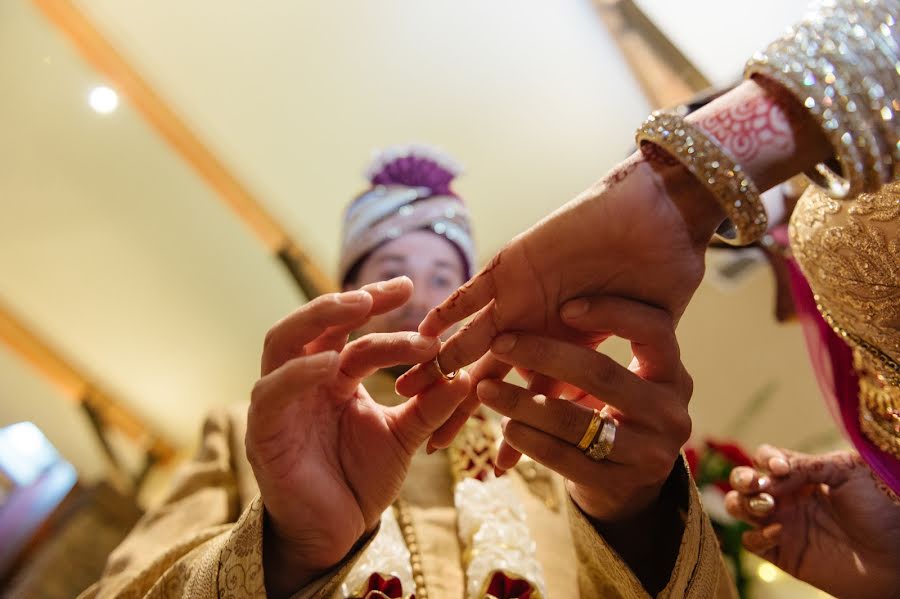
(0, 0), (841, 596)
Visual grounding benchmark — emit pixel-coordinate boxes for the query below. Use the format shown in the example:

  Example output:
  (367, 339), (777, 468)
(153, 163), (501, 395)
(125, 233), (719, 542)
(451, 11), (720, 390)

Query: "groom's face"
(347, 230), (466, 337)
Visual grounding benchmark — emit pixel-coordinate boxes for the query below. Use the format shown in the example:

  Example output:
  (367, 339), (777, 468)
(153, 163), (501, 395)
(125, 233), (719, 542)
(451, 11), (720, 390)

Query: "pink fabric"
(784, 252), (900, 494)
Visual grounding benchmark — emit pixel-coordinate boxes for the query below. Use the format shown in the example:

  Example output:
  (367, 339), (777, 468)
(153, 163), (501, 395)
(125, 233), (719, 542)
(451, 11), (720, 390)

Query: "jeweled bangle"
(817, 2), (900, 181)
(745, 0), (899, 198)
(746, 43), (870, 199)
(635, 111), (768, 246)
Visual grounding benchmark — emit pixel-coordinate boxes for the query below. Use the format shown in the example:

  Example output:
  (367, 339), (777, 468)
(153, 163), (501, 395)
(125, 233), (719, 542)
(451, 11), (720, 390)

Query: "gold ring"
(433, 355), (458, 381)
(576, 409), (603, 451)
(585, 412), (617, 462)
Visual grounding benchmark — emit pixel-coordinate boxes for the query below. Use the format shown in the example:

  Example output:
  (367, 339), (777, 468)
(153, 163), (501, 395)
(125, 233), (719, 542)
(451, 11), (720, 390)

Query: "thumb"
(769, 451), (861, 495)
(387, 371), (471, 454)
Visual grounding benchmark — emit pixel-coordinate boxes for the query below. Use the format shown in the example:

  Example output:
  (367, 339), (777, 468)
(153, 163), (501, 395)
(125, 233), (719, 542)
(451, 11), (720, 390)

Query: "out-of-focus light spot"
(89, 85), (119, 114)
(0, 422), (60, 485)
(757, 562), (779, 583)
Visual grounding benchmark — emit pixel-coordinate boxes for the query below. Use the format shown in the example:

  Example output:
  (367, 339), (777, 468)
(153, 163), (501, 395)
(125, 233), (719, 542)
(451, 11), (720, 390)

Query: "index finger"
(418, 257), (497, 337)
(263, 276), (415, 375)
(261, 290), (373, 376)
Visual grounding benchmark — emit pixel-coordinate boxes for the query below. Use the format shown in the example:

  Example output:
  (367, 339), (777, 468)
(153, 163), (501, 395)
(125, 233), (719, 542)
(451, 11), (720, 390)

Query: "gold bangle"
(745, 35), (879, 198)
(744, 0), (899, 197)
(636, 111), (768, 246)
(576, 409), (603, 451)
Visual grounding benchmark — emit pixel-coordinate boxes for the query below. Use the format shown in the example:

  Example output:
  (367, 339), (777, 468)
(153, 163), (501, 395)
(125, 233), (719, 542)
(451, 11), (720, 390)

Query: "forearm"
(652, 78), (832, 245)
(687, 78), (832, 193)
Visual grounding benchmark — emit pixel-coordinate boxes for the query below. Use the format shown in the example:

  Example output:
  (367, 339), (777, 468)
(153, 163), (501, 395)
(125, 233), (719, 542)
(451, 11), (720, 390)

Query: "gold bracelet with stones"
(744, 0), (899, 198)
(636, 111), (768, 246)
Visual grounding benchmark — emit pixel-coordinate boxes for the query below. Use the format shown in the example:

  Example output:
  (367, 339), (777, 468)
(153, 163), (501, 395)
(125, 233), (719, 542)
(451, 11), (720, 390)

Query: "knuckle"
(671, 410), (692, 445)
(585, 355), (616, 393)
(551, 399), (581, 438)
(499, 386), (522, 413)
(680, 369), (694, 398)
(650, 447), (677, 479)
(262, 327), (277, 351)
(347, 335), (375, 355)
(530, 438), (559, 465)
(250, 378), (267, 403)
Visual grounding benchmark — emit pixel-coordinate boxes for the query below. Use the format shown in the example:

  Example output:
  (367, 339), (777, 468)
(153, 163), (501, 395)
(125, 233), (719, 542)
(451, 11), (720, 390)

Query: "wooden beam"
(32, 0), (336, 299)
(0, 301), (176, 463)
(593, 0), (712, 109)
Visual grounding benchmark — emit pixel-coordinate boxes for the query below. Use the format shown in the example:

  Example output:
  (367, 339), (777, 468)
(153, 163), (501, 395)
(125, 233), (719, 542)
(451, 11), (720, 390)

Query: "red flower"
(705, 439), (753, 468)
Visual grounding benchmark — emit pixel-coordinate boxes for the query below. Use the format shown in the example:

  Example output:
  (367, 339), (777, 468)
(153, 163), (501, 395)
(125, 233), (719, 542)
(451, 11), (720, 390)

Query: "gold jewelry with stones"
(748, 492), (776, 514)
(744, 0), (899, 198)
(818, 302), (900, 460)
(433, 355), (458, 381)
(636, 111), (768, 246)
(576, 408), (603, 451)
(585, 413), (618, 462)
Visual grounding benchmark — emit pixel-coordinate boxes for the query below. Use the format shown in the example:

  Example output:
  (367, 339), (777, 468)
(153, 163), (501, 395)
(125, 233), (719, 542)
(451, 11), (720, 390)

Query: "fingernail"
(341, 290), (369, 303)
(491, 334), (517, 354)
(409, 333), (437, 349)
(757, 475), (770, 490)
(770, 457), (790, 475)
(732, 468), (753, 487)
(477, 379), (499, 401)
(748, 493), (775, 514)
(561, 298), (589, 319)
(379, 276), (407, 291)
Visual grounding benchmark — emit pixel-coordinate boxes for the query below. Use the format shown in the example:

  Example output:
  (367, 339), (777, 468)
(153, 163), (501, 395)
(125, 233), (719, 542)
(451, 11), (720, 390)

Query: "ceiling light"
(88, 85), (119, 114)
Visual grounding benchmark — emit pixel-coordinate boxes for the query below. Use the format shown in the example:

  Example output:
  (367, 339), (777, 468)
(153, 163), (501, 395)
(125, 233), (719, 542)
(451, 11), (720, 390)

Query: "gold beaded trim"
(394, 499), (428, 599)
(815, 300), (900, 460)
(858, 373), (900, 460)
(636, 111), (768, 246)
(816, 299), (900, 387)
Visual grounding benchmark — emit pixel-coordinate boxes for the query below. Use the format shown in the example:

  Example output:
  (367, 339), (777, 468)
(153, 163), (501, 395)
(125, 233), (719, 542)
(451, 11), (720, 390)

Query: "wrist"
(263, 515), (328, 598)
(568, 478), (664, 523)
(262, 511), (375, 598)
(636, 150), (726, 246)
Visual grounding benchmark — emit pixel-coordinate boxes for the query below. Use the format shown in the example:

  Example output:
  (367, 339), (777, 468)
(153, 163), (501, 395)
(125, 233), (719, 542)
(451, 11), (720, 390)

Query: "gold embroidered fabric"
(790, 182), (900, 460)
(790, 183), (900, 367)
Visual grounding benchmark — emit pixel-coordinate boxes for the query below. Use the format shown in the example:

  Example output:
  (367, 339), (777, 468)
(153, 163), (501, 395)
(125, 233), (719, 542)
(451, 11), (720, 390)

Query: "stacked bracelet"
(636, 111), (768, 246)
(745, 0), (899, 199)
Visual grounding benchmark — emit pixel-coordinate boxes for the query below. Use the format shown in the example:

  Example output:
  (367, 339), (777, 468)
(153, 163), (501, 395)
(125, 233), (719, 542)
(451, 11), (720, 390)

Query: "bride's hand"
(725, 446), (900, 599)
(396, 149), (721, 448)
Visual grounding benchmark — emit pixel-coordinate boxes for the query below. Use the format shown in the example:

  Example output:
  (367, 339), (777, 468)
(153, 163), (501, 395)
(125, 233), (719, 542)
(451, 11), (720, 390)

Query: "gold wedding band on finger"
(433, 355), (458, 381)
(577, 409), (603, 451)
(585, 410), (617, 462)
